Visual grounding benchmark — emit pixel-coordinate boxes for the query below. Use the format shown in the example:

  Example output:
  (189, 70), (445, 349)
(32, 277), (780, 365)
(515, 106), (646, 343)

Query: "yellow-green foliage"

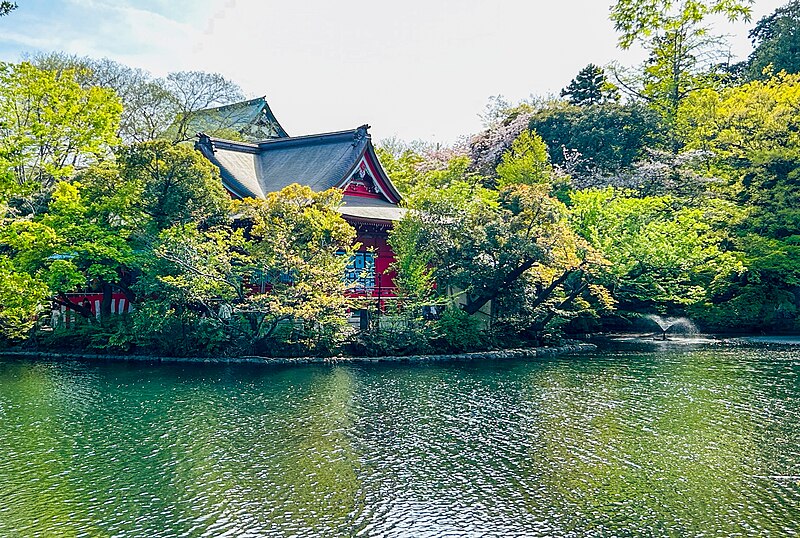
(496, 130), (553, 188)
(0, 62), (121, 213)
(0, 258), (50, 340)
(570, 187), (746, 306)
(678, 72), (800, 159)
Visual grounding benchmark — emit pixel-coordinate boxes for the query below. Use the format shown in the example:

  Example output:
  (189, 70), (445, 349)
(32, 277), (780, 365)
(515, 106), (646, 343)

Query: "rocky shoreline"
(0, 342), (596, 366)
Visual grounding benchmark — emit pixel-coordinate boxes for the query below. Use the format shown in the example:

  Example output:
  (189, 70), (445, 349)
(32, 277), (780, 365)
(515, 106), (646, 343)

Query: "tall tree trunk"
(100, 281), (113, 322)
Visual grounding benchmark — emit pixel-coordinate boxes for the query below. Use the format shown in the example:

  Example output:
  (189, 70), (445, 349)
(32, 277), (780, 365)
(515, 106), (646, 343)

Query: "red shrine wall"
(354, 230), (398, 297)
(340, 157), (401, 297)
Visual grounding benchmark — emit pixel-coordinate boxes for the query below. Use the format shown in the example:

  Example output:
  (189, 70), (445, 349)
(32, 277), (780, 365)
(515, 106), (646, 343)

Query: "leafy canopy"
(610, 0), (753, 139)
(0, 62), (121, 215)
(747, 1), (800, 80)
(561, 64), (620, 106)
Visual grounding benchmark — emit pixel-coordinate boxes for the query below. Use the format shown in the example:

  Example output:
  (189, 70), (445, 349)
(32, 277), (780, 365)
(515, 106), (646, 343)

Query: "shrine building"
(195, 115), (405, 298)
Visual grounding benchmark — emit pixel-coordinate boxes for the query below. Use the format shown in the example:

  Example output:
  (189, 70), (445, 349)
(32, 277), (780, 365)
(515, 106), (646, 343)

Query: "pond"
(1, 344), (799, 537)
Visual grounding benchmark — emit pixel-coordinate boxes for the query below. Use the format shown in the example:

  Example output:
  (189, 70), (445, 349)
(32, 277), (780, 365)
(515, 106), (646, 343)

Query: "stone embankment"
(0, 343), (596, 366)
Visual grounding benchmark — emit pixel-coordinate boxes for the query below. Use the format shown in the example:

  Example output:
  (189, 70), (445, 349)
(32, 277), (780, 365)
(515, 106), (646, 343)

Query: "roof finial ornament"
(352, 124), (370, 146)
(196, 132), (216, 153)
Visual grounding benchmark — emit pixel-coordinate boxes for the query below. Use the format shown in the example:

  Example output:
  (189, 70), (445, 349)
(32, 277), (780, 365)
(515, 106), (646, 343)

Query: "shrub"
(435, 307), (486, 352)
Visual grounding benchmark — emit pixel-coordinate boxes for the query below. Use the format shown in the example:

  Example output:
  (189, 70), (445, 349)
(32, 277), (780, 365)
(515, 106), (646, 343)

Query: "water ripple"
(1, 349), (800, 536)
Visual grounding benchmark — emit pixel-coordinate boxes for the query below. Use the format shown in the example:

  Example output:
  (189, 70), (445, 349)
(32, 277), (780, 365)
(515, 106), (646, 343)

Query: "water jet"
(645, 315), (699, 340)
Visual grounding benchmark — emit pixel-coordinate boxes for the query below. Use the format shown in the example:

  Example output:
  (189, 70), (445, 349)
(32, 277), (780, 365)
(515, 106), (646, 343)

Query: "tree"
(0, 179), (138, 323)
(27, 53), (246, 144)
(528, 101), (660, 179)
(561, 64), (620, 106)
(391, 180), (609, 339)
(146, 185), (357, 355)
(242, 185), (356, 350)
(0, 259), (49, 340)
(41, 182), (137, 320)
(610, 0), (753, 144)
(162, 71), (246, 143)
(131, 221), (253, 355)
(677, 71), (800, 160)
(569, 187), (744, 311)
(376, 140), (474, 195)
(0, 199), (49, 341)
(671, 70), (800, 330)
(469, 98), (538, 177)
(78, 57), (175, 144)
(495, 130), (553, 189)
(0, 140), (233, 329)
(611, 0), (752, 50)
(747, 1), (800, 80)
(0, 1), (16, 16)
(0, 62), (121, 215)
(117, 140), (231, 232)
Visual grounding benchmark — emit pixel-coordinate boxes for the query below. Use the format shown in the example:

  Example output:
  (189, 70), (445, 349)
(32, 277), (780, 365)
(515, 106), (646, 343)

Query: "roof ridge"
(202, 126), (370, 149)
(257, 125), (369, 146)
(198, 134), (259, 152)
(194, 96), (266, 114)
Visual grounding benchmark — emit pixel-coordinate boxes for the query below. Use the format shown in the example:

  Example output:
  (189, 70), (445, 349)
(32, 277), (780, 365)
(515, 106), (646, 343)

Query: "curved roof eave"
(365, 141), (403, 203)
(260, 97), (289, 138)
(195, 140), (261, 199)
(333, 137), (403, 204)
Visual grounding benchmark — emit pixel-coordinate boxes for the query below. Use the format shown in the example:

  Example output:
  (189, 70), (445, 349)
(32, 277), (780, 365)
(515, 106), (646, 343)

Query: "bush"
(127, 302), (233, 357)
(435, 307), (486, 352)
(345, 319), (437, 357)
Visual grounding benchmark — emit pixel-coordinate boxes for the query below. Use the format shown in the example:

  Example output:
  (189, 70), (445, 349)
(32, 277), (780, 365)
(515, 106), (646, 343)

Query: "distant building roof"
(178, 96), (289, 142)
(196, 125), (405, 222)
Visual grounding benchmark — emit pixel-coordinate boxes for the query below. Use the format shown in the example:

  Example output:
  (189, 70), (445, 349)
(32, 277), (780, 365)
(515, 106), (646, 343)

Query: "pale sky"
(0, 0), (786, 144)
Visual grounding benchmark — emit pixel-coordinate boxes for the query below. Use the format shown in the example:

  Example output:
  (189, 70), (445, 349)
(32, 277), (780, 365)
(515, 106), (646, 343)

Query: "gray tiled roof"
(196, 126), (403, 208)
(339, 196), (407, 222)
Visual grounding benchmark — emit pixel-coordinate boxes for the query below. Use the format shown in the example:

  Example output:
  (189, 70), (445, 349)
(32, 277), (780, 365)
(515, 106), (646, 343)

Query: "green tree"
(672, 71), (800, 330)
(677, 71), (800, 160)
(561, 64), (620, 106)
(495, 130), (553, 189)
(392, 181), (609, 340)
(0, 259), (49, 340)
(699, 148), (800, 331)
(528, 101), (660, 178)
(747, 1), (800, 80)
(242, 185), (356, 352)
(570, 187), (744, 312)
(0, 62), (121, 215)
(117, 140), (231, 232)
(41, 182), (136, 320)
(610, 0), (753, 144)
(0, 139), (232, 333)
(0, 180), (137, 323)
(377, 140), (476, 195)
(143, 185), (357, 355)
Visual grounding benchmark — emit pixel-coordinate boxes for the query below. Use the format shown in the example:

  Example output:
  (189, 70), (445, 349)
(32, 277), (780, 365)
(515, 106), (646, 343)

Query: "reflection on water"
(1, 348), (799, 537)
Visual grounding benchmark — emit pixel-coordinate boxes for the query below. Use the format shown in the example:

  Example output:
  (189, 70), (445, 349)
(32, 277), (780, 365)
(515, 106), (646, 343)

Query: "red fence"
(50, 292), (133, 327)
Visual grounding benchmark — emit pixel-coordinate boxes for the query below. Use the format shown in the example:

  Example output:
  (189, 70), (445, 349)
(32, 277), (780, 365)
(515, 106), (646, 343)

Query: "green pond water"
(1, 344), (800, 537)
